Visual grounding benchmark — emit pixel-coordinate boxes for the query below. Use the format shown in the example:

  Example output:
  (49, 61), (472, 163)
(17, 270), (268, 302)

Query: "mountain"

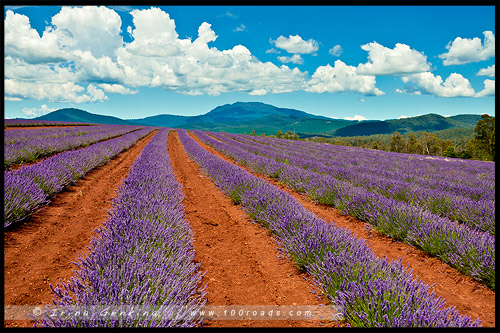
(127, 114), (191, 128)
(332, 113), (482, 137)
(126, 101), (354, 135)
(30, 104), (484, 137)
(197, 102), (329, 123)
(34, 108), (138, 125)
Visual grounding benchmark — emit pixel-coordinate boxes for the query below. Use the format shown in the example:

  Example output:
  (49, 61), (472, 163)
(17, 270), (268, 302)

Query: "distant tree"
(421, 132), (441, 155)
(470, 114), (495, 161)
(390, 131), (405, 153)
(442, 146), (457, 158)
(250, 129), (256, 136)
(407, 134), (420, 154)
(283, 131), (294, 140)
(276, 130), (283, 139)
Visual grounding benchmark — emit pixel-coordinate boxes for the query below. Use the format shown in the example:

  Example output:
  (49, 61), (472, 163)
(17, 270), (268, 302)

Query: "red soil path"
(3, 130), (158, 328)
(168, 131), (341, 327)
(190, 132), (496, 327)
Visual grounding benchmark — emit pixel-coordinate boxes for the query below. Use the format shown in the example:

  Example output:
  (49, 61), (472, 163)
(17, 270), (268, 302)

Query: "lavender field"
(4, 124), (494, 327)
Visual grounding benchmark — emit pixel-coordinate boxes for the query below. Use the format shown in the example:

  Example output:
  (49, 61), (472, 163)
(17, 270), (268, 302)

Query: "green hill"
(333, 114), (481, 137)
(35, 108), (138, 125)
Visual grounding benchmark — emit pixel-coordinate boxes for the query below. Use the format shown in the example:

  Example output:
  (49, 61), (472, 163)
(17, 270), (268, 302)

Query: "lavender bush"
(35, 128), (206, 327)
(4, 127), (154, 228)
(191, 130), (495, 290)
(4, 125), (144, 168)
(177, 129), (480, 327)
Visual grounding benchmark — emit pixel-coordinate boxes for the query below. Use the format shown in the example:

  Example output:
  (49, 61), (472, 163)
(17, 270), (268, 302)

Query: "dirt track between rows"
(3, 130), (158, 328)
(168, 131), (341, 327)
(189, 132), (495, 327)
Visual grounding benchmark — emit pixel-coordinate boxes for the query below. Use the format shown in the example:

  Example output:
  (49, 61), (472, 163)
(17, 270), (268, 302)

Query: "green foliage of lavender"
(177, 129), (480, 327)
(36, 129), (206, 328)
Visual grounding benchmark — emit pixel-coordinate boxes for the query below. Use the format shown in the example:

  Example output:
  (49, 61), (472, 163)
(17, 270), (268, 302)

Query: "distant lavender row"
(36, 128), (206, 328)
(5, 125), (144, 168)
(192, 130), (495, 289)
(4, 119), (96, 127)
(4, 127), (154, 229)
(209, 132), (494, 235)
(177, 129), (480, 327)
(6, 125), (94, 144)
(230, 133), (494, 200)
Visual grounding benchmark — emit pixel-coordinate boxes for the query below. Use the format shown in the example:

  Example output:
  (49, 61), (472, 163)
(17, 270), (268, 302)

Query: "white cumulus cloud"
(21, 104), (58, 118)
(4, 10), (69, 64)
(345, 114), (367, 121)
(439, 31), (495, 65)
(401, 72), (476, 97)
(474, 79), (495, 97)
(329, 45), (343, 57)
(477, 64), (495, 78)
(270, 35), (319, 54)
(307, 60), (385, 96)
(277, 54), (304, 64)
(357, 42), (431, 76)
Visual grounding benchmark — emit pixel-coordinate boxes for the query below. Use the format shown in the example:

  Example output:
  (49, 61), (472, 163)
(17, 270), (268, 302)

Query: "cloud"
(218, 11), (237, 18)
(270, 35), (319, 54)
(474, 79), (495, 97)
(5, 79), (109, 103)
(357, 42), (431, 76)
(277, 54), (304, 65)
(477, 64), (495, 78)
(5, 96), (23, 101)
(21, 104), (58, 118)
(439, 31), (495, 65)
(401, 72), (475, 97)
(4, 10), (69, 64)
(307, 60), (385, 96)
(98, 83), (138, 95)
(233, 24), (246, 32)
(4, 7), (314, 102)
(345, 114), (367, 121)
(50, 6), (124, 59)
(329, 45), (343, 57)
(248, 89), (268, 96)
(265, 48), (280, 54)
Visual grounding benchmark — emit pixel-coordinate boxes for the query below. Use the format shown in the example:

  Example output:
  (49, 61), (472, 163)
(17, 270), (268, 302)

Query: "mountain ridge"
(28, 102), (484, 136)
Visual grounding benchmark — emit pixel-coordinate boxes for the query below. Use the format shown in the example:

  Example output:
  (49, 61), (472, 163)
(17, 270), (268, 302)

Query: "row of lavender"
(4, 127), (155, 229)
(260, 135), (494, 201)
(4, 119), (95, 127)
(210, 132), (494, 235)
(230, 133), (494, 201)
(5, 125), (144, 169)
(177, 129), (479, 327)
(36, 128), (206, 327)
(192, 130), (495, 290)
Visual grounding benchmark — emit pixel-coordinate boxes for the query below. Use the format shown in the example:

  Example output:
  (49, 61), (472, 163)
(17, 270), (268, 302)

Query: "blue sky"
(4, 5), (495, 121)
